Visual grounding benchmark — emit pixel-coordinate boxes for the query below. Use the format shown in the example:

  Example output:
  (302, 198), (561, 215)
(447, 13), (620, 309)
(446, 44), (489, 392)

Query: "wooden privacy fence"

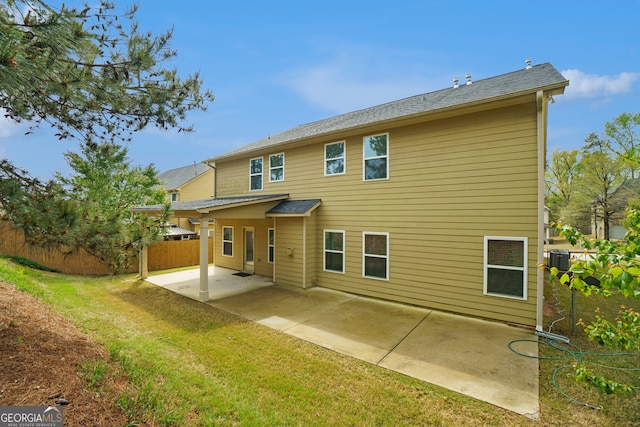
(0, 220), (213, 275)
(147, 238), (213, 272)
(0, 221), (113, 275)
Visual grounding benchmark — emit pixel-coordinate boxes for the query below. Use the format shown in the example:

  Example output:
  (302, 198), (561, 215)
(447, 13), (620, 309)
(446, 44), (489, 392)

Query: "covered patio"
(145, 265), (274, 300)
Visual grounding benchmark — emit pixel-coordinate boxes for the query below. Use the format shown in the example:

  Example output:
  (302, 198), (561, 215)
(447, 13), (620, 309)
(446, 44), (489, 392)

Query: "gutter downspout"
(203, 161), (216, 198)
(536, 90), (547, 332)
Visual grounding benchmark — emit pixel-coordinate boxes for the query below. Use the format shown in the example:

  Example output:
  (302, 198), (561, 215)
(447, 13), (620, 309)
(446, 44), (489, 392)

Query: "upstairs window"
(363, 232), (389, 280)
(250, 157), (263, 190)
(363, 133), (388, 180)
(269, 153), (284, 182)
(170, 192), (179, 202)
(325, 141), (345, 175)
(222, 226), (234, 257)
(484, 237), (527, 300)
(324, 230), (345, 273)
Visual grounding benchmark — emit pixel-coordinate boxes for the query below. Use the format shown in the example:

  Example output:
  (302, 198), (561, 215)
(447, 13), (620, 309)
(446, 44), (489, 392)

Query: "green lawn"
(1, 258), (638, 426)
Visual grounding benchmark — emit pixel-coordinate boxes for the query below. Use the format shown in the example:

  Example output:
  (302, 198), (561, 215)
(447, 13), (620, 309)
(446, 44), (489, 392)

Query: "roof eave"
(266, 200), (322, 217)
(210, 80), (569, 163)
(195, 194), (289, 214)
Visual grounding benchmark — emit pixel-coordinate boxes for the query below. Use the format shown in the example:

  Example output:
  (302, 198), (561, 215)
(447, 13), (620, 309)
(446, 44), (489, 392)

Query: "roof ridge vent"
(453, 77), (459, 89)
(466, 73), (472, 85)
(526, 58), (532, 69)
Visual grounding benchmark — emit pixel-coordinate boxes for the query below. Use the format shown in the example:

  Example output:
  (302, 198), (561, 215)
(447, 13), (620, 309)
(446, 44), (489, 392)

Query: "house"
(158, 163), (215, 232)
(134, 62), (569, 329)
(593, 178), (640, 240)
(162, 223), (197, 241)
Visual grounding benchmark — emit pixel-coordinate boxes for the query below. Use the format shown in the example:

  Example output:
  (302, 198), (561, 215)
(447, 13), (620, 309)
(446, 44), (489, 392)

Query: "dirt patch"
(0, 281), (130, 426)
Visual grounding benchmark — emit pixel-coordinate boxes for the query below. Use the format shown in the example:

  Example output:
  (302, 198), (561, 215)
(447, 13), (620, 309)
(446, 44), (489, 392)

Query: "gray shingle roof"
(211, 62), (568, 161)
(164, 225), (197, 236)
(131, 194), (289, 213)
(266, 199), (322, 216)
(158, 163), (212, 190)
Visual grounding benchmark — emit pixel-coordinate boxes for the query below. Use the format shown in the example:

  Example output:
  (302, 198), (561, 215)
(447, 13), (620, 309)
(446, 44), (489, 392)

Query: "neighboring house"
(135, 62), (568, 329)
(163, 223), (198, 241)
(158, 163), (215, 232)
(593, 178), (640, 240)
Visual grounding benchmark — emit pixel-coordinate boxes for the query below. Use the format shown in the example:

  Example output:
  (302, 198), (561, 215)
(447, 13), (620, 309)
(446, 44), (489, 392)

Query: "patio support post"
(139, 246), (148, 280)
(199, 218), (210, 302)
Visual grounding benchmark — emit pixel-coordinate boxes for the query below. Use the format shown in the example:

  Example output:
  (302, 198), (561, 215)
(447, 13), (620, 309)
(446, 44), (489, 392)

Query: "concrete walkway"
(145, 266), (539, 418)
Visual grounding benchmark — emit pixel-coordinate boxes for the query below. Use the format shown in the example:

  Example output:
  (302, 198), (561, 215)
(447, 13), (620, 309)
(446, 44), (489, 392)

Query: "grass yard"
(539, 274), (640, 426)
(0, 258), (638, 426)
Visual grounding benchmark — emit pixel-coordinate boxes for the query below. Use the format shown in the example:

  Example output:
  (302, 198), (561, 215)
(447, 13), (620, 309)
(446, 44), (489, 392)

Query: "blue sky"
(1, 0), (639, 179)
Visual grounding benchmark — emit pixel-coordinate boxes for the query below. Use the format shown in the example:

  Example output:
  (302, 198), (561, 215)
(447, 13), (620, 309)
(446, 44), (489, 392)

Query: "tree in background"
(605, 112), (640, 179)
(578, 133), (630, 240)
(0, 0), (212, 271)
(0, 0), (214, 143)
(0, 160), (77, 248)
(551, 112), (640, 396)
(545, 149), (584, 226)
(1, 145), (168, 273)
(57, 142), (168, 273)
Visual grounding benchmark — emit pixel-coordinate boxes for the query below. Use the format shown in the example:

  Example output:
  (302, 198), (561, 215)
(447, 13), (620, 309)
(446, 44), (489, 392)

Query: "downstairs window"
(484, 236), (527, 299)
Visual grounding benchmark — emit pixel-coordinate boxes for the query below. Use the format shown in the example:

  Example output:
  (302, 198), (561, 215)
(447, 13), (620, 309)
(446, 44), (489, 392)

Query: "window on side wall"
(325, 141), (345, 175)
(363, 133), (388, 180)
(268, 228), (275, 263)
(484, 237), (527, 300)
(363, 232), (388, 280)
(324, 230), (345, 273)
(170, 192), (178, 202)
(269, 153), (284, 182)
(250, 157), (263, 191)
(222, 226), (234, 257)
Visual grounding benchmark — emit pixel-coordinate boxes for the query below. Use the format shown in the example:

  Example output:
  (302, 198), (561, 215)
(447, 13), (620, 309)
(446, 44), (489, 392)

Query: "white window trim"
(249, 157), (263, 191)
(268, 228), (275, 264)
(222, 226), (234, 257)
(170, 192), (179, 202)
(363, 133), (389, 181)
(362, 231), (389, 280)
(324, 229), (345, 274)
(483, 236), (528, 300)
(269, 153), (285, 182)
(324, 141), (346, 176)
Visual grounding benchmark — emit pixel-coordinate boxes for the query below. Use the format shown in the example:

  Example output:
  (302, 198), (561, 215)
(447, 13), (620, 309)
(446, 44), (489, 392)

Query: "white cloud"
(281, 50), (435, 114)
(561, 69), (639, 99)
(0, 109), (25, 138)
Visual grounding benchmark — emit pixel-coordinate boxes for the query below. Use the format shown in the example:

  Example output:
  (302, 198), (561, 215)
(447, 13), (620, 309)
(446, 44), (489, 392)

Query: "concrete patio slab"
(379, 311), (539, 417)
(210, 285), (357, 330)
(145, 266), (273, 300)
(144, 267), (539, 418)
(285, 295), (430, 364)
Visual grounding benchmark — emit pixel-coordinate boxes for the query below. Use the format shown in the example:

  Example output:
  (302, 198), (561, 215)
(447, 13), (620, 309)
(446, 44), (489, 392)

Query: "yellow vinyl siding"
(273, 218), (305, 287)
(179, 168), (215, 201)
(213, 201), (282, 220)
(166, 168), (215, 231)
(213, 218), (274, 277)
(215, 102), (540, 325)
(304, 215), (317, 287)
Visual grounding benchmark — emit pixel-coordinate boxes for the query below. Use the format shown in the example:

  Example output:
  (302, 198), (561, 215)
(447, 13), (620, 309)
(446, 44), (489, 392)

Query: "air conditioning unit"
(549, 249), (570, 271)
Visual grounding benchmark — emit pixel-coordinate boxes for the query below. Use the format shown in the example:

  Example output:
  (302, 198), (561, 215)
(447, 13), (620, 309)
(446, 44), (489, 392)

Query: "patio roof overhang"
(266, 199), (322, 217)
(131, 194), (290, 217)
